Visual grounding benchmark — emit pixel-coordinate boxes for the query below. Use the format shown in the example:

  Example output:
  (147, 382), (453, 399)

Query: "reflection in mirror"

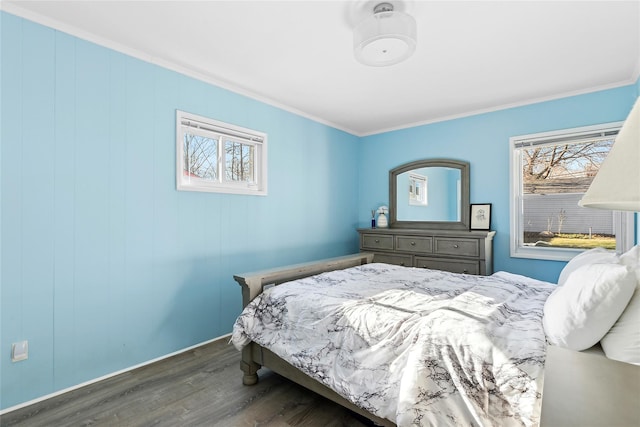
(390, 159), (470, 230)
(397, 167), (461, 221)
(408, 172), (427, 206)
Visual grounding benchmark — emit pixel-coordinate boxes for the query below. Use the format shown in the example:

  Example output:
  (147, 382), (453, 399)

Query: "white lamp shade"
(579, 98), (640, 211)
(354, 10), (416, 67)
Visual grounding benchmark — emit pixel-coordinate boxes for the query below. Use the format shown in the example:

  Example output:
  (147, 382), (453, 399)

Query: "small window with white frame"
(510, 121), (633, 261)
(176, 110), (267, 195)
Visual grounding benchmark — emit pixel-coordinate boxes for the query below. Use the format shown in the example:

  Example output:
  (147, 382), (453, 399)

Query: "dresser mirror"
(389, 159), (470, 230)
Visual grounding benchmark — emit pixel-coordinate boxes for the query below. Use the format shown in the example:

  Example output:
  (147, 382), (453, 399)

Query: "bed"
(231, 249), (640, 426)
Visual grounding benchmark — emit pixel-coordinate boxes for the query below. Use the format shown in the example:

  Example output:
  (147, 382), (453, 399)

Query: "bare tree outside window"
(183, 134), (218, 180)
(520, 139), (616, 249)
(224, 140), (254, 183)
(557, 209), (566, 234)
(522, 141), (612, 192)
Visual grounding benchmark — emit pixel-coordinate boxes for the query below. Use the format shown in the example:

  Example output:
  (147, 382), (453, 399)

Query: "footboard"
(233, 252), (374, 307)
(231, 253), (374, 384)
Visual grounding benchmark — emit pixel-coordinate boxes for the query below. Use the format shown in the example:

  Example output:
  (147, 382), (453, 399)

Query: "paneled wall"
(0, 13), (360, 410)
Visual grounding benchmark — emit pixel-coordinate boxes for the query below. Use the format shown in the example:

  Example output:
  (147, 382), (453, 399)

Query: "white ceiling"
(3, 1), (639, 136)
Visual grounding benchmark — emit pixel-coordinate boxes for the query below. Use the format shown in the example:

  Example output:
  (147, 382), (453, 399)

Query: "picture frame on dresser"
(470, 203), (492, 230)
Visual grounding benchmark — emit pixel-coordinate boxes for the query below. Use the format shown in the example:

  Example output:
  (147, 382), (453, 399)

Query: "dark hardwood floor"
(0, 338), (374, 427)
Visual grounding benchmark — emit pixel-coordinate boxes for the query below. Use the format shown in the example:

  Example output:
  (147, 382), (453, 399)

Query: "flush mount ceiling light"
(353, 1), (417, 67)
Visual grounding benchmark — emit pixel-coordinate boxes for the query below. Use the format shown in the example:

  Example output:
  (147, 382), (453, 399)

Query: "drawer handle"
(410, 241), (416, 246)
(375, 239), (380, 243)
(453, 244), (459, 248)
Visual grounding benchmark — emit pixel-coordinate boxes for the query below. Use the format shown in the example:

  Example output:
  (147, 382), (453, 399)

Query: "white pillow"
(620, 244), (640, 268)
(600, 245), (640, 364)
(544, 262), (636, 351)
(600, 283), (640, 364)
(557, 247), (619, 286)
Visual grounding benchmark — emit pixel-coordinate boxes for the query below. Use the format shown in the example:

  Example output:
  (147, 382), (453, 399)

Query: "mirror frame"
(389, 159), (470, 230)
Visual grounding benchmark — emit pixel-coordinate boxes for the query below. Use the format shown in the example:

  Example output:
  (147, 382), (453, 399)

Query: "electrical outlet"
(11, 341), (28, 362)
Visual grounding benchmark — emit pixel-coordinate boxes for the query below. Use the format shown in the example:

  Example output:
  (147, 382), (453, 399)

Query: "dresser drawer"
(373, 253), (413, 267)
(358, 228), (494, 276)
(361, 234), (394, 250)
(396, 236), (433, 254)
(415, 257), (479, 275)
(434, 238), (479, 257)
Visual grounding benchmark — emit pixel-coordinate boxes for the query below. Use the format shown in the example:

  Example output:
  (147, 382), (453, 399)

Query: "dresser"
(357, 228), (496, 275)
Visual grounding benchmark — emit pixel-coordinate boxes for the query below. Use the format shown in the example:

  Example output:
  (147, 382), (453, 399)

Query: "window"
(409, 173), (427, 206)
(176, 110), (267, 195)
(510, 122), (633, 261)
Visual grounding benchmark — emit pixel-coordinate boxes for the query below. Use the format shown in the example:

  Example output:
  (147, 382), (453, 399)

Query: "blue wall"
(358, 85), (638, 283)
(1, 11), (638, 411)
(0, 13), (360, 410)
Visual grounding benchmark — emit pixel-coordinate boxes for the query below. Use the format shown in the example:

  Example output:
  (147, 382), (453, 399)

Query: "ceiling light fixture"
(353, 2), (417, 67)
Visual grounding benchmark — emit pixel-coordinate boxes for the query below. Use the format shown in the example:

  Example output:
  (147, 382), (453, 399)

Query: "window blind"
(181, 118), (264, 144)
(514, 129), (619, 149)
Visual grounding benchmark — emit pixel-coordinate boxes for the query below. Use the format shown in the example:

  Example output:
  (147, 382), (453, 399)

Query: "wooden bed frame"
(233, 254), (640, 426)
(233, 252), (395, 426)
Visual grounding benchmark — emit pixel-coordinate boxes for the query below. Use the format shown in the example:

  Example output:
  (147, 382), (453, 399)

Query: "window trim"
(176, 110), (267, 196)
(509, 121), (633, 261)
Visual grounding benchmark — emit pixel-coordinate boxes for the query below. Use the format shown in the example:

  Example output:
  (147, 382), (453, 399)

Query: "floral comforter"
(231, 263), (554, 426)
